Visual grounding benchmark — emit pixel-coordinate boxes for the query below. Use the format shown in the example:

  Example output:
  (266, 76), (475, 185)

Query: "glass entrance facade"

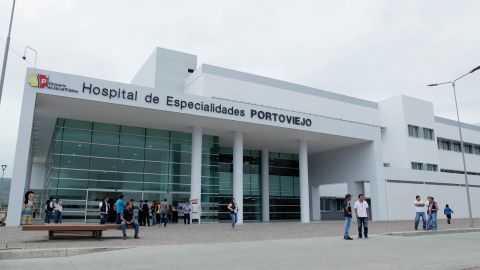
(43, 118), (219, 223)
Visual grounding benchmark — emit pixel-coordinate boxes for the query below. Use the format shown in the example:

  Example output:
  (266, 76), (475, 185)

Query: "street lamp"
(22, 46), (37, 68)
(0, 0), (17, 106)
(0, 165), (7, 207)
(428, 65), (480, 228)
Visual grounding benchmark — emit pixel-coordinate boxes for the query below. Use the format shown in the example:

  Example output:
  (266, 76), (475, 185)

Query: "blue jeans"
(116, 213), (121, 224)
(152, 213), (156, 225)
(428, 212), (437, 230)
(121, 221), (139, 235)
(357, 217), (368, 236)
(100, 213), (108, 224)
(54, 211), (62, 223)
(415, 212), (426, 229)
(344, 217), (352, 237)
(44, 210), (52, 223)
(230, 213), (238, 228)
(160, 211), (168, 227)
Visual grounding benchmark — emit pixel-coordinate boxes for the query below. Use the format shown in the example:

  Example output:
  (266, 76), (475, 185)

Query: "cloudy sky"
(0, 0), (479, 177)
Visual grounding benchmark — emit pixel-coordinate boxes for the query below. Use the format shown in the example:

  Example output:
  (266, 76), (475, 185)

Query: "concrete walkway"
(1, 218), (479, 250)
(2, 232), (480, 270)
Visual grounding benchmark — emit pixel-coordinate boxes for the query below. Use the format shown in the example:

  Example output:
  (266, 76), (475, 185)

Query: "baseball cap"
(345, 194), (352, 199)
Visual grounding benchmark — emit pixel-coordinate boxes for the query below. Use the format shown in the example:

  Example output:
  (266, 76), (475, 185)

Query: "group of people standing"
(414, 195), (454, 230)
(342, 194), (369, 240)
(44, 197), (63, 224)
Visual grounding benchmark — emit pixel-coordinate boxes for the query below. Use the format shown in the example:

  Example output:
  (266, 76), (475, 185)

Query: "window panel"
(119, 147), (144, 160)
(90, 157), (118, 171)
(120, 134), (145, 148)
(118, 160), (144, 173)
(92, 131), (119, 145)
(144, 161), (169, 174)
(121, 126), (145, 135)
(170, 151), (192, 163)
(58, 169), (89, 179)
(143, 174), (169, 184)
(60, 156), (90, 170)
(145, 149), (170, 162)
(63, 129), (92, 143)
(146, 137), (169, 150)
(146, 129), (170, 138)
(64, 119), (92, 130)
(170, 140), (192, 152)
(91, 144), (118, 158)
(169, 163), (191, 176)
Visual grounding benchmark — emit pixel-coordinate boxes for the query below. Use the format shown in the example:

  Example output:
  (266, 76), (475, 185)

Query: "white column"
(233, 131), (243, 224)
(261, 149), (269, 221)
(311, 185), (321, 221)
(190, 127), (202, 202)
(299, 139), (310, 223)
(7, 91), (36, 227)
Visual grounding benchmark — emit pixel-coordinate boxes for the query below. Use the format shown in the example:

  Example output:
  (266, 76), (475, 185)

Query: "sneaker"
(344, 236), (353, 240)
(123, 235), (127, 240)
(358, 235), (362, 239)
(414, 228), (418, 230)
(134, 234), (140, 239)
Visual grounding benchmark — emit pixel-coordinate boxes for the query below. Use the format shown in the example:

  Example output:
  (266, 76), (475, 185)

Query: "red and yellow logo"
(28, 73), (49, 88)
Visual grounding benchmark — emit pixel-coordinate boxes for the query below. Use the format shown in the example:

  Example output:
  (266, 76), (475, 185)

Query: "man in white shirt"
(414, 195), (427, 230)
(98, 196), (110, 224)
(354, 194), (369, 239)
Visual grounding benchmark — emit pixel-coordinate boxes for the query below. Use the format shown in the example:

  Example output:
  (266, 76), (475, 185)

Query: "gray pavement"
(2, 231), (480, 270)
(1, 218), (479, 250)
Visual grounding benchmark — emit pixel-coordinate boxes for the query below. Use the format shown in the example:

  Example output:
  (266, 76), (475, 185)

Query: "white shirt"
(414, 200), (425, 212)
(99, 201), (109, 214)
(54, 203), (59, 211)
(354, 200), (369, 217)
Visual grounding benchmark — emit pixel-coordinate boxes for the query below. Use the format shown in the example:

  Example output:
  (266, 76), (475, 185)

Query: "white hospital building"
(6, 47), (480, 226)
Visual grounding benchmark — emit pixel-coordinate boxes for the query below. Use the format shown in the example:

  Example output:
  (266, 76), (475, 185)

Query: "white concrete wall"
(131, 50), (157, 88)
(386, 181), (480, 220)
(200, 73), (380, 127)
(29, 162), (45, 190)
(319, 183), (347, 198)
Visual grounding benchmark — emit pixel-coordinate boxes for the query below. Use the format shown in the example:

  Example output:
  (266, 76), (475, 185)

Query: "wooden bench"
(22, 224), (135, 240)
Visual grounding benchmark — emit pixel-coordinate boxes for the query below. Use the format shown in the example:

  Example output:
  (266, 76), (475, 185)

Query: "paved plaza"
(0, 218), (479, 250)
(2, 228), (480, 270)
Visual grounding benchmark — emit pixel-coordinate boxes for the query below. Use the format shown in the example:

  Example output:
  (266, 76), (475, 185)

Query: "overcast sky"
(0, 1), (479, 177)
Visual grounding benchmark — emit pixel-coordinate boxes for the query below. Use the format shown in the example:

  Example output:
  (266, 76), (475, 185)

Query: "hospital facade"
(6, 47), (480, 226)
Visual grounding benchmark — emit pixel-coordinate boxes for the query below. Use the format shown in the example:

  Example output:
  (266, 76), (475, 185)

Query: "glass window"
(442, 141), (451, 151)
(269, 176), (280, 185)
(144, 161), (169, 175)
(61, 142), (91, 156)
(427, 164), (438, 171)
(58, 169), (89, 179)
(408, 125), (420, 138)
(93, 123), (120, 133)
(423, 128), (434, 140)
(144, 174), (169, 183)
(121, 126), (145, 135)
(90, 157), (118, 171)
(120, 134), (145, 148)
(64, 119), (92, 130)
(118, 160), (144, 173)
(169, 163), (191, 176)
(92, 131), (119, 145)
(411, 162), (423, 170)
(57, 179), (88, 189)
(145, 149), (170, 162)
(91, 144), (118, 158)
(336, 199), (343, 212)
(453, 143), (461, 152)
(60, 156), (90, 170)
(170, 151), (192, 163)
(170, 131), (192, 140)
(464, 145), (473, 154)
(119, 147), (144, 160)
(170, 140), (192, 152)
(146, 129), (170, 138)
(475, 147), (480, 155)
(56, 118), (65, 127)
(62, 128), (92, 143)
(146, 137), (169, 150)
(320, 198), (331, 211)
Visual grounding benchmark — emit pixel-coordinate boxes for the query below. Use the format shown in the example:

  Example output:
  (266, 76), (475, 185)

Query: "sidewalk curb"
(0, 247), (131, 260)
(381, 228), (480, 237)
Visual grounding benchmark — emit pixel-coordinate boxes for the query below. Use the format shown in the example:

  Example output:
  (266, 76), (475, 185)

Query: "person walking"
(53, 199), (61, 224)
(227, 198), (238, 230)
(354, 194), (369, 239)
(142, 200), (151, 226)
(138, 200), (144, 226)
(120, 202), (140, 240)
(182, 201), (191, 225)
(427, 197), (439, 230)
(44, 197), (54, 224)
(99, 196), (109, 224)
(414, 195), (427, 230)
(151, 201), (157, 226)
(159, 198), (169, 228)
(444, 204), (454, 224)
(116, 195), (126, 224)
(342, 194), (353, 240)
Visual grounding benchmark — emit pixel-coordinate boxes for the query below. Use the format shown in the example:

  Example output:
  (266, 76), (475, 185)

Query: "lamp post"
(428, 65), (480, 228)
(0, 0), (17, 106)
(0, 165), (7, 209)
(22, 46), (37, 68)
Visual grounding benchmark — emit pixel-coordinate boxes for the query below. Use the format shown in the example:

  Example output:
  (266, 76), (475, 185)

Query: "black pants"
(156, 213), (160, 224)
(357, 217), (368, 236)
(138, 211), (144, 225)
(143, 214), (150, 226)
(446, 214), (451, 223)
(184, 213), (190, 224)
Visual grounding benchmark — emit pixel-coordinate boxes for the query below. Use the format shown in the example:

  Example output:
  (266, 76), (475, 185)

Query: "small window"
(423, 128), (434, 140)
(441, 141), (451, 151)
(408, 125), (420, 138)
(427, 164), (438, 171)
(475, 147), (480, 155)
(336, 200), (343, 212)
(464, 145), (473, 154)
(453, 143), (461, 152)
(411, 162), (423, 170)
(320, 198), (331, 211)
